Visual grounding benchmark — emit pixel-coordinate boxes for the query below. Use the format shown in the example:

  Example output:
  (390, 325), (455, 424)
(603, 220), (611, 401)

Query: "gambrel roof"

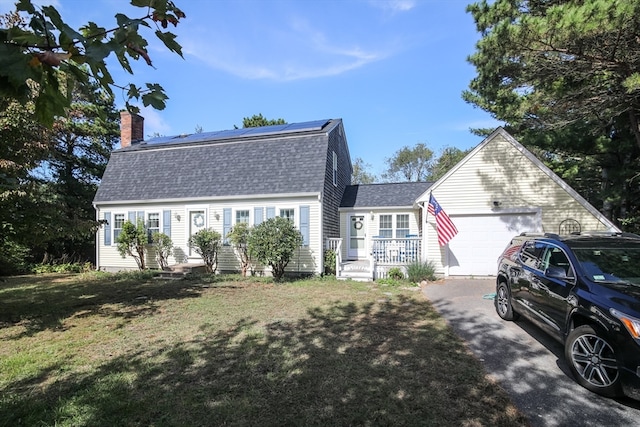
(94, 119), (343, 203)
(340, 182), (432, 209)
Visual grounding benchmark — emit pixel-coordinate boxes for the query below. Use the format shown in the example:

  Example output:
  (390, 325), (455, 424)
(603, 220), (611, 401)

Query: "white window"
(280, 208), (295, 223)
(396, 214), (409, 238)
(147, 212), (160, 241)
(236, 210), (249, 224)
(332, 151), (338, 186)
(379, 215), (392, 238)
(378, 214), (410, 238)
(113, 213), (125, 241)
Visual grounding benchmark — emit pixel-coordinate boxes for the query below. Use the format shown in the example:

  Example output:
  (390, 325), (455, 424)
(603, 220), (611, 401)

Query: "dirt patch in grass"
(0, 273), (529, 426)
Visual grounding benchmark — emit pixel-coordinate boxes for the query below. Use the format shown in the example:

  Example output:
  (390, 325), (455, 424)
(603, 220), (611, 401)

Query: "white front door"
(188, 209), (206, 257)
(348, 214), (366, 259)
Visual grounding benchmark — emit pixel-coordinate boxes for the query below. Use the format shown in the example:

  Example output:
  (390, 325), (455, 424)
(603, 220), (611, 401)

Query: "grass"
(0, 272), (528, 426)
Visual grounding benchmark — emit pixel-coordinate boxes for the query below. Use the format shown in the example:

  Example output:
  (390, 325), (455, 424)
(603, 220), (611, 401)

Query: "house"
(93, 112), (352, 275)
(94, 116), (618, 279)
(335, 127), (618, 279)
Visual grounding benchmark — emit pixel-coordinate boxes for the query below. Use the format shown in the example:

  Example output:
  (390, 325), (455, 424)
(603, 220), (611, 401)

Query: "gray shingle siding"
(94, 123), (339, 203)
(322, 122), (351, 240)
(340, 182), (432, 208)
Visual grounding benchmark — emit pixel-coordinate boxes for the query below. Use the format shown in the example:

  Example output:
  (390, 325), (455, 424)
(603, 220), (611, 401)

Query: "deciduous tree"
(382, 143), (434, 182)
(351, 157), (377, 184)
(0, 0), (185, 126)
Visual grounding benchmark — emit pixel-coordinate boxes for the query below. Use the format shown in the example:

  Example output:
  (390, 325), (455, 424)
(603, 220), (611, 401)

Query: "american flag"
(427, 193), (458, 246)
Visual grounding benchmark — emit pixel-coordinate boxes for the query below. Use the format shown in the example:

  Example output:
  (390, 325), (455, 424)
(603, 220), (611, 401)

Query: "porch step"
(337, 271), (373, 282)
(156, 263), (208, 280)
(337, 260), (373, 282)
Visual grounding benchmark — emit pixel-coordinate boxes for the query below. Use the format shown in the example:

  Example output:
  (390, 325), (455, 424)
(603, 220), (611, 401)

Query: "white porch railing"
(371, 237), (421, 264)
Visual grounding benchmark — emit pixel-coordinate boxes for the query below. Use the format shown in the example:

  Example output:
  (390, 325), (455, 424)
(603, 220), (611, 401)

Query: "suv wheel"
(565, 325), (621, 397)
(495, 281), (519, 321)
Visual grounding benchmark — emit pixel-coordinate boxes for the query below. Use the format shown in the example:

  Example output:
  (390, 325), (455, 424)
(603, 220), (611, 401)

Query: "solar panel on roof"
(243, 124), (289, 135)
(284, 120), (329, 131)
(139, 119), (332, 147)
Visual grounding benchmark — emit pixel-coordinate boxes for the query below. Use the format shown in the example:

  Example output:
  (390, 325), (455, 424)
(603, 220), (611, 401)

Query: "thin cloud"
(139, 106), (172, 138)
(182, 18), (391, 82)
(367, 0), (416, 13)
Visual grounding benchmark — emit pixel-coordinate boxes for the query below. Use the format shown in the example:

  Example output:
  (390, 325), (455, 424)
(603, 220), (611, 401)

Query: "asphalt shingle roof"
(340, 182), (432, 208)
(94, 120), (339, 203)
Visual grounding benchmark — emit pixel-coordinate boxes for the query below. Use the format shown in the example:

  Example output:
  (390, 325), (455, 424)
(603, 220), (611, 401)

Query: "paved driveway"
(422, 278), (640, 427)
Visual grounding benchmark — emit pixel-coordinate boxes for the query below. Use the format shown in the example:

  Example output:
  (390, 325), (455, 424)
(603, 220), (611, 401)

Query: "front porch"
(326, 237), (422, 281)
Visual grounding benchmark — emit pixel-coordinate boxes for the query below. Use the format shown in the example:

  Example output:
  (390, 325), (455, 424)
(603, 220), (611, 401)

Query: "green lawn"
(0, 272), (528, 426)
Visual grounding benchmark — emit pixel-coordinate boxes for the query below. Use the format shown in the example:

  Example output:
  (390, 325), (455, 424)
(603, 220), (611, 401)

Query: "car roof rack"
(518, 232), (560, 239)
(567, 231), (640, 239)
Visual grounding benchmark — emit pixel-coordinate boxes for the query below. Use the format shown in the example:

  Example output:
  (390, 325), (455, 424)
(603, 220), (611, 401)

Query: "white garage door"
(446, 213), (540, 276)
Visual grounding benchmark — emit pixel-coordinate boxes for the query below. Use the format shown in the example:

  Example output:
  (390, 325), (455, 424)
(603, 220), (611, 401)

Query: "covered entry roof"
(340, 182), (432, 208)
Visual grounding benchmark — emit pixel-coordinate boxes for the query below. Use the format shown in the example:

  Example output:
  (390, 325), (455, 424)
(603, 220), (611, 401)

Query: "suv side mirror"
(545, 265), (569, 280)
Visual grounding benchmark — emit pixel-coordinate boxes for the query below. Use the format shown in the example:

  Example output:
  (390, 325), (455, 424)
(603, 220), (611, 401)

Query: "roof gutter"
(93, 192), (322, 207)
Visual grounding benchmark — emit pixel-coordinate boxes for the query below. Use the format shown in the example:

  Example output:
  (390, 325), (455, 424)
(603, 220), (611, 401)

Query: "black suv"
(496, 232), (640, 399)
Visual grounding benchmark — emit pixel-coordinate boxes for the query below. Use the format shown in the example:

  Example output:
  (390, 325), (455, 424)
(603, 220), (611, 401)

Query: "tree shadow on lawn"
(0, 274), (210, 338)
(0, 295), (529, 427)
(430, 299), (640, 426)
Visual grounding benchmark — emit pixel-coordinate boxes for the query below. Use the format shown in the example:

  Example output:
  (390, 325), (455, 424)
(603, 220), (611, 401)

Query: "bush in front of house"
(227, 222), (251, 276)
(248, 216), (303, 281)
(188, 228), (221, 273)
(407, 259), (437, 283)
(388, 267), (405, 280)
(116, 219), (148, 270)
(152, 232), (173, 270)
(324, 249), (336, 275)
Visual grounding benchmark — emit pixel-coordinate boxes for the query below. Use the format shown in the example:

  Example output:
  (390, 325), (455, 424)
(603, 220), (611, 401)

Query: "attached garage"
(418, 128), (618, 277)
(446, 211), (541, 276)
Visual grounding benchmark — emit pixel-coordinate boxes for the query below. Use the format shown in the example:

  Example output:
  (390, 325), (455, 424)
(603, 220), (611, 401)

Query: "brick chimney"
(120, 111), (144, 148)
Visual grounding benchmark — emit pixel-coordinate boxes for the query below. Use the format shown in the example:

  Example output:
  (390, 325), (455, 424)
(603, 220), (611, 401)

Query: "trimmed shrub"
(227, 222), (251, 276)
(116, 219), (147, 270)
(324, 249), (336, 275)
(152, 232), (173, 270)
(388, 267), (404, 280)
(248, 216), (303, 281)
(188, 228), (221, 273)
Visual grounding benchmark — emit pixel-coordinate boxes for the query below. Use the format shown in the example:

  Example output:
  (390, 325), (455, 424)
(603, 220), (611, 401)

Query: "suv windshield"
(570, 245), (640, 285)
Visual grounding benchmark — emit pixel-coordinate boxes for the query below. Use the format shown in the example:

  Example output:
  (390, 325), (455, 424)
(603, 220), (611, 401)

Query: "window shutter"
(137, 211), (144, 224)
(266, 207), (275, 219)
(300, 205), (310, 246)
(254, 207), (264, 225)
(128, 211), (136, 223)
(223, 208), (232, 244)
(104, 212), (111, 246)
(163, 210), (171, 237)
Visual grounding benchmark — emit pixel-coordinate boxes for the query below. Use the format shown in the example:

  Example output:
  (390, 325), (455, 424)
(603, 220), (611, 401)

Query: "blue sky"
(3, 0), (502, 176)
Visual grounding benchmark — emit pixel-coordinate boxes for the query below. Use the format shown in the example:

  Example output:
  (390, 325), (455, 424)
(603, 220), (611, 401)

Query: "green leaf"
(16, 0), (35, 13)
(155, 31), (183, 57)
(127, 84), (140, 99)
(141, 84), (168, 110)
